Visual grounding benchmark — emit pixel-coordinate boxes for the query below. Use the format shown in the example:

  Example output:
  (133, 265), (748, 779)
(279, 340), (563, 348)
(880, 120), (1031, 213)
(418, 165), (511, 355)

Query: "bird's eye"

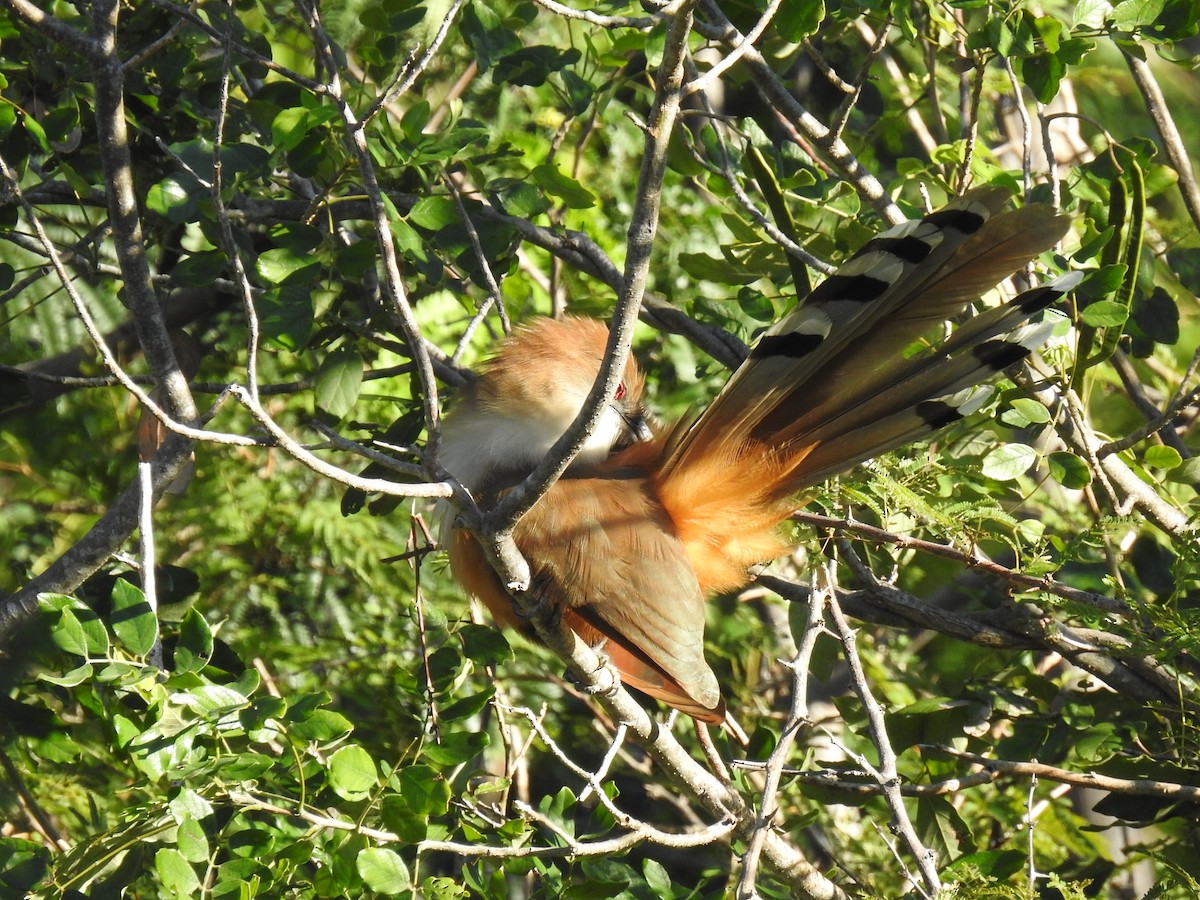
(615, 381), (627, 400)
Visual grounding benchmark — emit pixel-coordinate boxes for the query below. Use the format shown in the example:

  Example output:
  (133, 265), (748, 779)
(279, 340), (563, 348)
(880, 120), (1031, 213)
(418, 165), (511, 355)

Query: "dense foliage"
(2, 0), (1199, 897)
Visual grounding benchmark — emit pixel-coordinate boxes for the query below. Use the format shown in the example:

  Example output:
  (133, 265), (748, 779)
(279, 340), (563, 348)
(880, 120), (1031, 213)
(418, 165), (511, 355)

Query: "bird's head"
(440, 316), (650, 492)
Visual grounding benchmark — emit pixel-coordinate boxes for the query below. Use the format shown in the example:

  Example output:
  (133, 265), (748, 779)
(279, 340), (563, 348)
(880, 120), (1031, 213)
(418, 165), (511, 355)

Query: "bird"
(438, 186), (1078, 724)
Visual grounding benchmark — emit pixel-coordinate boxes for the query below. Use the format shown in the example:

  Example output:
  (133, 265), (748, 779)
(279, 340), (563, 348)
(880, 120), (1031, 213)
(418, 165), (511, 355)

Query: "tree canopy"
(2, 0), (1199, 897)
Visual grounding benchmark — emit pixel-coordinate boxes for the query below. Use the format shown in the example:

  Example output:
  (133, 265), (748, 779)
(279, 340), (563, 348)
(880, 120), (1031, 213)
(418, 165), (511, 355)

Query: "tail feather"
(661, 188), (1069, 479)
(766, 275), (1078, 475)
(656, 188), (1074, 561)
(780, 312), (1063, 490)
(662, 188), (1008, 470)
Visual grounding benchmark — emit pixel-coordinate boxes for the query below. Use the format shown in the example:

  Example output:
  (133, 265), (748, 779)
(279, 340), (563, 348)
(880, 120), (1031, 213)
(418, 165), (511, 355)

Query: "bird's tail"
(653, 187), (1078, 592)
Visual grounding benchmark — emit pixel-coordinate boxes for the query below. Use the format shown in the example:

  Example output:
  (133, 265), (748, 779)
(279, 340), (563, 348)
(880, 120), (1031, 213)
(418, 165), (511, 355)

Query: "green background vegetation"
(2, 0), (1199, 896)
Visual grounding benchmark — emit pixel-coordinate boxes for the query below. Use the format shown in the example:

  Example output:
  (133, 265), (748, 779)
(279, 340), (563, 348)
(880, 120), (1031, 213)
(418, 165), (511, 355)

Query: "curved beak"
(618, 406), (653, 445)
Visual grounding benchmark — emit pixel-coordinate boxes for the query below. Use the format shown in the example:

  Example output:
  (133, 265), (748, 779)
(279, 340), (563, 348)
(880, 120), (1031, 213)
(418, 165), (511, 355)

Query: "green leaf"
(391, 214), (428, 258)
(531, 164), (596, 209)
(174, 608), (214, 674)
(1111, 0), (1166, 29)
(380, 794), (427, 843)
(156, 848), (201, 898)
(289, 708), (354, 742)
(1079, 299), (1130, 328)
(1144, 445), (1182, 469)
(1048, 451), (1092, 488)
(176, 814), (210, 864)
(493, 46), (581, 87)
(50, 604), (109, 658)
(173, 252), (227, 288)
(169, 788), (215, 824)
(737, 290), (775, 322)
(459, 624), (511, 666)
(38, 662), (94, 687)
(401, 100), (431, 143)
(356, 847), (410, 894)
(460, 2), (520, 72)
(395, 764), (451, 817)
(111, 578), (158, 657)
(329, 744), (378, 800)
(560, 69), (594, 116)
(1167, 456), (1200, 484)
(1001, 397), (1052, 427)
(487, 178), (550, 220)
(422, 729), (488, 766)
(271, 107), (313, 152)
(315, 348), (364, 418)
(1020, 52), (1066, 104)
(256, 285), (313, 350)
(678, 252), (758, 284)
(408, 196), (459, 231)
(981, 17), (1014, 55)
(1032, 14), (1064, 52)
(21, 113), (50, 153)
(50, 608), (90, 657)
(776, 0), (825, 40)
(439, 687), (495, 721)
(0, 837), (49, 895)
(981, 443), (1037, 481)
(176, 684), (249, 718)
(147, 175), (198, 224)
(256, 247), (320, 286)
(1131, 288), (1180, 347)
(1074, 0), (1113, 28)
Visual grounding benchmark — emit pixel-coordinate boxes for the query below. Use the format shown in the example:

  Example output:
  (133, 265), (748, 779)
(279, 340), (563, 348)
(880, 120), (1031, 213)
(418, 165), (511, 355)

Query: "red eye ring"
(615, 382), (627, 400)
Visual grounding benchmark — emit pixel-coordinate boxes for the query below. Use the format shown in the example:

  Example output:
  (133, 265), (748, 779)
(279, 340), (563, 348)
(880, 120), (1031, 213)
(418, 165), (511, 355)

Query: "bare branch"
(686, 0), (782, 98)
(1125, 50), (1200, 236)
(693, 0), (903, 224)
(923, 747), (1200, 802)
(827, 585), (940, 895)
(736, 561), (827, 898)
(297, 0), (443, 467)
(0, 0), (97, 57)
(531, 0), (661, 30)
(790, 511), (1131, 615)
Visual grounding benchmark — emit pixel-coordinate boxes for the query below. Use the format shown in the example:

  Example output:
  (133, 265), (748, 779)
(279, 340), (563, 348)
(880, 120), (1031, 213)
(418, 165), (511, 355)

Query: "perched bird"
(439, 186), (1078, 723)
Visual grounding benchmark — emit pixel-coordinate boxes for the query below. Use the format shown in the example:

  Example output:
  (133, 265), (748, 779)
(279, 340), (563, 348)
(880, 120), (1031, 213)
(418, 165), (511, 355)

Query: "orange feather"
(440, 189), (1076, 723)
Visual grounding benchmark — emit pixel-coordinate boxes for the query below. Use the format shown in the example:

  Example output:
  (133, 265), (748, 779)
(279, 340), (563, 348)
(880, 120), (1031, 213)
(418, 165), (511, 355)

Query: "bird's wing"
(513, 472), (725, 722)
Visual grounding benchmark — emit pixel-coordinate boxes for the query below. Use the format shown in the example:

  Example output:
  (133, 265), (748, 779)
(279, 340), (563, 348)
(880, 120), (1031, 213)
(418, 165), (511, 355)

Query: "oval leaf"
(356, 847), (410, 894)
(111, 578), (158, 658)
(1079, 299), (1131, 328)
(255, 247), (319, 286)
(981, 443), (1038, 481)
(329, 744), (378, 800)
(1048, 450), (1092, 489)
(1143, 445), (1182, 469)
(315, 349), (364, 419)
(531, 164), (596, 209)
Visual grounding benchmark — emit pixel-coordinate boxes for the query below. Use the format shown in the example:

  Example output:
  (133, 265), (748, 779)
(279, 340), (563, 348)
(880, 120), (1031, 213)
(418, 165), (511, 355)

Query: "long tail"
(653, 187), (1077, 592)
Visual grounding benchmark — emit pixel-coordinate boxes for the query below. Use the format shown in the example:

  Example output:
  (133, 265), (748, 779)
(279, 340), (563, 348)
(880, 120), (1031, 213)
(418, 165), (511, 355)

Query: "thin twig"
(686, 0), (782, 97)
(1003, 57), (1033, 195)
(1125, 50), (1200, 237)
(693, 0), (903, 224)
(921, 746), (1200, 801)
(790, 511), (1130, 615)
(827, 580), (940, 895)
(531, 0), (660, 29)
(736, 560), (828, 898)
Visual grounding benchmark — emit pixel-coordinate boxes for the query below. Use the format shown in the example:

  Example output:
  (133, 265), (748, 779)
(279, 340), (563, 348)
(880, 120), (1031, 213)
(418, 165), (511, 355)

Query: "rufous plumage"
(440, 187), (1078, 723)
